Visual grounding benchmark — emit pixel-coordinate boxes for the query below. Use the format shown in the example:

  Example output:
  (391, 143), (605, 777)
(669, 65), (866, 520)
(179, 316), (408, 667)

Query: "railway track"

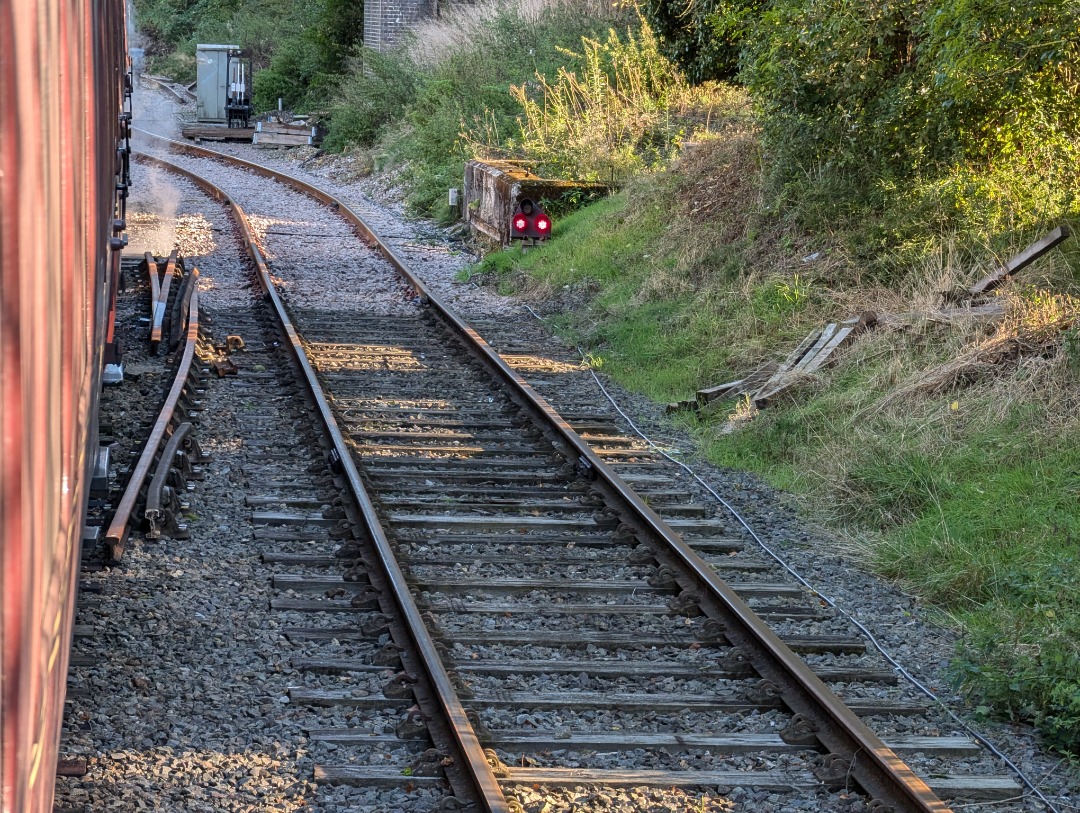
(62, 129), (1035, 812)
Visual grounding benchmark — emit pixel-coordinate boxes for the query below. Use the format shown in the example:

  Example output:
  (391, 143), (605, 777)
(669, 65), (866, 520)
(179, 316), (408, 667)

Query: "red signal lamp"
(510, 198), (552, 241)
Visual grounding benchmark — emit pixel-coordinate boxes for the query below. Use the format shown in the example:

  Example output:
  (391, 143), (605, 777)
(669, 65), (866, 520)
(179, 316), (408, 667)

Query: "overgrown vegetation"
(470, 130), (1080, 751)
(133, 0), (361, 108)
(318, 0), (641, 213)
(137, 0), (1080, 754)
(503, 26), (741, 181)
(641, 0), (1080, 272)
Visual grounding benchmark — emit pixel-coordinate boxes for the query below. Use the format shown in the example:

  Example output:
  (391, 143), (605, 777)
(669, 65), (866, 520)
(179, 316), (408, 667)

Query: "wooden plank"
(290, 627), (866, 653)
(498, 768), (1018, 799)
(252, 131), (315, 147)
(402, 551), (766, 570)
(412, 577), (803, 599)
(486, 732), (980, 757)
(926, 776), (1022, 801)
(928, 302), (1005, 323)
(503, 766), (814, 790)
(272, 574), (371, 591)
(969, 225), (1071, 296)
(696, 379), (743, 405)
(777, 328), (823, 372)
(450, 658), (895, 683)
(735, 361), (778, 394)
(288, 688), (404, 708)
(388, 514), (605, 531)
(793, 323), (837, 371)
(257, 121), (317, 137)
(314, 765), (442, 786)
(181, 124), (255, 142)
(306, 729), (404, 744)
(55, 758), (87, 778)
(459, 689), (924, 716)
(751, 328), (821, 401)
(665, 398), (699, 414)
(753, 324), (838, 406)
(751, 337), (820, 405)
(294, 659), (389, 674)
(245, 495), (325, 508)
(798, 325), (855, 374)
(270, 598), (374, 613)
(252, 511), (336, 526)
(261, 552), (339, 567)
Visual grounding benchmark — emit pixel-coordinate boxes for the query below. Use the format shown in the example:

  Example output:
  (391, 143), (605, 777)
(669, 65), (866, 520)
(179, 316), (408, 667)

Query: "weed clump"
(501, 24), (742, 182)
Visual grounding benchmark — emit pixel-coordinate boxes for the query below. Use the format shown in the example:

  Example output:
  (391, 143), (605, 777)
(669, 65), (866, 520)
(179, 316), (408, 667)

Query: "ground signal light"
(511, 198), (552, 241)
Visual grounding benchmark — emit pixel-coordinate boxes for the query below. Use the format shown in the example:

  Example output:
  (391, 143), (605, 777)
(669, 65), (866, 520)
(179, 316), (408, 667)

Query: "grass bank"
(467, 132), (1080, 752)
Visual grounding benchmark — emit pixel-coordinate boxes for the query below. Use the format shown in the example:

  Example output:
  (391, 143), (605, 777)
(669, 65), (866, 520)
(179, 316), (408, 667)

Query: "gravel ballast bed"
(80, 85), (1079, 812)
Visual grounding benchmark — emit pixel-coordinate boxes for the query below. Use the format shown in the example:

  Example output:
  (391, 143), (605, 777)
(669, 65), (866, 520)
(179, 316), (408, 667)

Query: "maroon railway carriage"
(1, 1), (130, 810)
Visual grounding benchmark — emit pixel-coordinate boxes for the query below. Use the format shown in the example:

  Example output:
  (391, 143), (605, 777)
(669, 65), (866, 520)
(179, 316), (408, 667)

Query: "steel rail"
(141, 74), (194, 104)
(144, 421), (192, 536)
(104, 284), (200, 560)
(132, 150), (511, 813)
(150, 249), (177, 348)
(132, 131), (953, 813)
(145, 251), (160, 308)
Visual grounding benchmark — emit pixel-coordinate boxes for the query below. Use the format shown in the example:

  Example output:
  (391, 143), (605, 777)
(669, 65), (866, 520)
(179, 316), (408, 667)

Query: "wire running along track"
(130, 131), (987, 813)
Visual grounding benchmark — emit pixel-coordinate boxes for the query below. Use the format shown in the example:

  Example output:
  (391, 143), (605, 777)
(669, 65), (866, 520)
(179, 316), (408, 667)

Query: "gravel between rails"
(76, 82), (1078, 812)
(56, 84), (447, 812)
(254, 148), (1077, 813)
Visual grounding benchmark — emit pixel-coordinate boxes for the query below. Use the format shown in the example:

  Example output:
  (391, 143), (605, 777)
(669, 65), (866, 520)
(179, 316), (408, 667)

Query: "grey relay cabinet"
(196, 44), (240, 123)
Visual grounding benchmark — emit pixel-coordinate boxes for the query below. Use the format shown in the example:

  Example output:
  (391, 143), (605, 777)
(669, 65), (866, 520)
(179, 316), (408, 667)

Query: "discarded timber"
(668, 362), (776, 413)
(967, 225), (1071, 297)
(753, 313), (874, 406)
(252, 121), (320, 147)
(181, 124), (255, 142)
(673, 311), (878, 414)
(696, 379), (744, 406)
(751, 328), (822, 405)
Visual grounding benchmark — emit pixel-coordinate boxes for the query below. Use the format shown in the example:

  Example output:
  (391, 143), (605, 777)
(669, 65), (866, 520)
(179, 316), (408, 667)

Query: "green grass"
(473, 179), (1080, 753)
(470, 193), (750, 400)
(869, 415), (1080, 751)
(707, 342), (1080, 752)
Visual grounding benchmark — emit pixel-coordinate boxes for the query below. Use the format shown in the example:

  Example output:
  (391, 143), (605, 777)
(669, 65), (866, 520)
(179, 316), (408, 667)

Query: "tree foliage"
(133, 0), (361, 109)
(740, 0), (1080, 168)
(642, 0), (1080, 247)
(639, 0), (766, 83)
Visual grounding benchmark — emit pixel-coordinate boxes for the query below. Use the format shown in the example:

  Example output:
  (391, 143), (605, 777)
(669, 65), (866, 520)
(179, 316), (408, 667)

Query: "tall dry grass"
(409, 0), (623, 67)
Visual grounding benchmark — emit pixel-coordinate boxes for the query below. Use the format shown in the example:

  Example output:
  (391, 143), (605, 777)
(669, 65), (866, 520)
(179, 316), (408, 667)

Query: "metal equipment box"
(196, 44), (240, 122)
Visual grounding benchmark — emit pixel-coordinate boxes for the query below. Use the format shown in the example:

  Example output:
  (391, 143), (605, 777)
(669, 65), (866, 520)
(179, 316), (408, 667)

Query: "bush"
(325, 0), (633, 214)
(739, 0), (1080, 247)
(324, 51), (419, 149)
(133, 0), (351, 111)
(507, 22), (745, 182)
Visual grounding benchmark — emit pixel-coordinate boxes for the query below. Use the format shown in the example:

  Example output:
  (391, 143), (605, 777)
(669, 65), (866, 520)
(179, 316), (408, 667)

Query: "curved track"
(111, 131), (1029, 813)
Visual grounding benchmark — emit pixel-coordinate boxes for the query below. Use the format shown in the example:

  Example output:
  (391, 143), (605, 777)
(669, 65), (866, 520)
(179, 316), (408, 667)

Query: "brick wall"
(364, 0), (438, 53)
